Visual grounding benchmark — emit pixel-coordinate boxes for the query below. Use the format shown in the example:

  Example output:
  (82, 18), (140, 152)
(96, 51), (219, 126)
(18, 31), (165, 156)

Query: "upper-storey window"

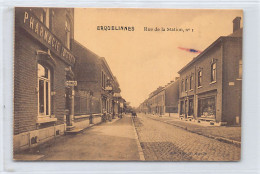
(65, 18), (71, 49)
(189, 75), (193, 90)
(198, 70), (202, 87)
(211, 63), (217, 82)
(181, 80), (184, 92)
(40, 8), (50, 29)
(185, 78), (188, 92)
(239, 59), (242, 79)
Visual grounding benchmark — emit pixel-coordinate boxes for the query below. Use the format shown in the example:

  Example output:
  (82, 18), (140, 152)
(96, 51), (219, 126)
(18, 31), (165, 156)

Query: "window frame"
(189, 75), (193, 90)
(238, 59), (242, 79)
(198, 70), (202, 87)
(185, 78), (188, 92)
(211, 62), (217, 83)
(65, 17), (71, 49)
(38, 63), (51, 117)
(181, 80), (184, 92)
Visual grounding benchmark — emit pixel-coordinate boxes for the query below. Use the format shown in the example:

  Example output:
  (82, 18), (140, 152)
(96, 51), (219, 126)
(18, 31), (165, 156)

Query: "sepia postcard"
(13, 7), (242, 161)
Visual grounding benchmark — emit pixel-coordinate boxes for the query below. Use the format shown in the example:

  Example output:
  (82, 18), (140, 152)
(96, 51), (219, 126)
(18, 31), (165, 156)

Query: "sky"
(74, 8), (243, 107)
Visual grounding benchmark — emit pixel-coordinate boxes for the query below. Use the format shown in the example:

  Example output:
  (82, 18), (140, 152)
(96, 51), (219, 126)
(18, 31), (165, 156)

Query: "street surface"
(36, 115), (140, 160)
(16, 113), (241, 161)
(133, 113), (241, 161)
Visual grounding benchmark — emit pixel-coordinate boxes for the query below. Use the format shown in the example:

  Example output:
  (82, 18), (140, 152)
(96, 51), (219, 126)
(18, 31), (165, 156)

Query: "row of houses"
(138, 78), (179, 116)
(138, 17), (242, 126)
(14, 7), (126, 152)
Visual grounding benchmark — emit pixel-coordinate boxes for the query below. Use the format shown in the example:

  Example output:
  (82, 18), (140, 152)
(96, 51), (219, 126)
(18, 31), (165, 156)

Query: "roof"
(178, 28), (242, 74)
(228, 28), (243, 37)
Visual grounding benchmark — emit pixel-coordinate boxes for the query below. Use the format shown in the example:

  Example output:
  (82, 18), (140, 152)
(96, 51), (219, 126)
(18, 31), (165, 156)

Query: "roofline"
(177, 36), (224, 74)
(73, 40), (101, 59)
(100, 57), (116, 82)
(178, 34), (242, 74)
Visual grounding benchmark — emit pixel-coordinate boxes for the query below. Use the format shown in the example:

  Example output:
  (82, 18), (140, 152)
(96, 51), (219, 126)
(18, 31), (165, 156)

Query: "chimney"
(233, 17), (241, 33)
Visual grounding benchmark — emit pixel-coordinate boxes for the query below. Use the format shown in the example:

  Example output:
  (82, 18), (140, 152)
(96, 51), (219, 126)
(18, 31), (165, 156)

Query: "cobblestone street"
(133, 113), (241, 161)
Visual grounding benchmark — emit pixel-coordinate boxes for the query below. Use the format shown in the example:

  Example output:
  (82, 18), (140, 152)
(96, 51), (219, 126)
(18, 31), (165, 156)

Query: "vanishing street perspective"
(13, 8), (242, 161)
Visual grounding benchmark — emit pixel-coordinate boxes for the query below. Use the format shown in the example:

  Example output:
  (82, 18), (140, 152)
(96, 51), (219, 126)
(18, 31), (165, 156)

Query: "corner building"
(14, 8), (76, 151)
(178, 17), (242, 126)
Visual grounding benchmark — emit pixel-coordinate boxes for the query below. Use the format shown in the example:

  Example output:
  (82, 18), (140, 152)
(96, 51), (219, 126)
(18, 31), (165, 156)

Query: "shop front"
(196, 91), (217, 122)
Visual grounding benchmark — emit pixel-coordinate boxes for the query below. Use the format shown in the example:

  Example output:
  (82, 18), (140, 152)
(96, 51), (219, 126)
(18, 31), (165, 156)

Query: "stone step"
(65, 128), (83, 135)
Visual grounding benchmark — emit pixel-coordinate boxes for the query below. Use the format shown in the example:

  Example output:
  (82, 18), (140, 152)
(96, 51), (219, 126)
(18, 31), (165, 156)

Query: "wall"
(72, 41), (102, 114)
(14, 7), (75, 135)
(14, 29), (40, 135)
(178, 40), (223, 123)
(222, 38), (242, 125)
(165, 79), (179, 113)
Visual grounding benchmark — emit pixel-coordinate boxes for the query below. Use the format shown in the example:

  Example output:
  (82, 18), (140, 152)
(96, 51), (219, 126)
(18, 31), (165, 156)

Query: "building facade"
(138, 79), (179, 116)
(72, 41), (122, 125)
(165, 78), (179, 114)
(178, 17), (242, 125)
(14, 8), (76, 151)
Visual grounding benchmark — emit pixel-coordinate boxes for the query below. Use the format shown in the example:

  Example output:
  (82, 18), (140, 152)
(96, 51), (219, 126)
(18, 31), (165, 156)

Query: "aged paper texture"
(13, 8), (242, 161)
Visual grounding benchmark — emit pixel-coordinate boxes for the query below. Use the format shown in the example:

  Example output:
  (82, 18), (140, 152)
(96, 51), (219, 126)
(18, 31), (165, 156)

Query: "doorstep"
(65, 128), (84, 135)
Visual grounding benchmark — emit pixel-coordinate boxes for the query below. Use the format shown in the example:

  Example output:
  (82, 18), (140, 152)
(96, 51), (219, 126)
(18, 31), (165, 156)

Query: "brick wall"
(14, 29), (40, 135)
(31, 8), (74, 49)
(178, 41), (223, 122)
(222, 38), (242, 124)
(165, 79), (179, 113)
(14, 7), (74, 135)
(72, 41), (102, 114)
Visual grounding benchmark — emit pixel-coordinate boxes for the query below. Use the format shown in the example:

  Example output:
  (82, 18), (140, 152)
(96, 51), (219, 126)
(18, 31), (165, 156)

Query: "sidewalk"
(143, 113), (241, 145)
(14, 115), (141, 161)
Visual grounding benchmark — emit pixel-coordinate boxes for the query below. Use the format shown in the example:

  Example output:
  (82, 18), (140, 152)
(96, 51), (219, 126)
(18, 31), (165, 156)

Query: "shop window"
(65, 18), (71, 49)
(38, 63), (51, 116)
(198, 70), (202, 87)
(211, 63), (216, 82)
(188, 99), (194, 116)
(239, 59), (242, 79)
(198, 97), (216, 119)
(189, 75), (193, 90)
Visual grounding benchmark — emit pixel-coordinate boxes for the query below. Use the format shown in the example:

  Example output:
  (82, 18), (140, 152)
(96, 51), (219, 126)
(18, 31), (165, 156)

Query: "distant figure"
(132, 111), (137, 118)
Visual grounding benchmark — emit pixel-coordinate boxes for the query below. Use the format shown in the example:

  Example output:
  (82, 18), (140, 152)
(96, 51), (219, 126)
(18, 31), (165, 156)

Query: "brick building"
(14, 8), (76, 151)
(138, 78), (179, 116)
(178, 17), (242, 126)
(72, 41), (122, 127)
(164, 78), (179, 114)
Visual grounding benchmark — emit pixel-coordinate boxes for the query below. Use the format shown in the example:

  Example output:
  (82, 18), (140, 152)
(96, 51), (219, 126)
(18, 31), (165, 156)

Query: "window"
(198, 97), (216, 119)
(40, 8), (50, 28)
(101, 71), (104, 88)
(189, 75), (193, 90)
(185, 78), (188, 91)
(65, 18), (71, 49)
(181, 80), (184, 92)
(188, 99), (194, 116)
(38, 64), (51, 116)
(239, 59), (242, 79)
(211, 63), (216, 82)
(101, 71), (107, 89)
(198, 70), (202, 87)
(180, 101), (184, 115)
